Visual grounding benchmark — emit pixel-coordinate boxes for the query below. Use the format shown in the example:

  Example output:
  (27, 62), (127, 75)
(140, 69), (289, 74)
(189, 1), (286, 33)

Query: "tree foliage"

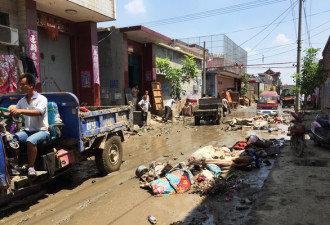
(269, 85), (275, 91)
(240, 72), (249, 98)
(291, 48), (326, 95)
(156, 55), (199, 99)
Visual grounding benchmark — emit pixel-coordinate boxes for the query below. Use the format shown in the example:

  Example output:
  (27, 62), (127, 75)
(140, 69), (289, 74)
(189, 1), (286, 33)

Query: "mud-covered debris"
(236, 205), (249, 210)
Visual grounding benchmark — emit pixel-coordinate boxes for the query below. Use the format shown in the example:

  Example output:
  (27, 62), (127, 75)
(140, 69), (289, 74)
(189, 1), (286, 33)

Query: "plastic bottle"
(148, 215), (157, 224)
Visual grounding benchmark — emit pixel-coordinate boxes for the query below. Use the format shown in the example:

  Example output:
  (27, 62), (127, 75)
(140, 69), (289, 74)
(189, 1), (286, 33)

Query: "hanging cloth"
(20, 56), (38, 78)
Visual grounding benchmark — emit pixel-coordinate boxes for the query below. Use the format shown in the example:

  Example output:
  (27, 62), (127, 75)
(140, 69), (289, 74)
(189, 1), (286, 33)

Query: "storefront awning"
(207, 69), (241, 79)
(120, 26), (172, 44)
(35, 0), (116, 22)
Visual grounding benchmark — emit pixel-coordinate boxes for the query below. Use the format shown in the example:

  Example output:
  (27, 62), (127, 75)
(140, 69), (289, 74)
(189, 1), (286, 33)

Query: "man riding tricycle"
(0, 73), (132, 196)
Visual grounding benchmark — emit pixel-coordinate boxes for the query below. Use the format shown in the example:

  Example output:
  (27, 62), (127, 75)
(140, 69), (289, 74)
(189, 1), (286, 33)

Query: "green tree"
(291, 48), (326, 95)
(240, 72), (249, 98)
(156, 55), (199, 99)
(269, 85), (275, 91)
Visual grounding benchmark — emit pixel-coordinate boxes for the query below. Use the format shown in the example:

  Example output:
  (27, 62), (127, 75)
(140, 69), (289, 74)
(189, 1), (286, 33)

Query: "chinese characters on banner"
(92, 45), (100, 85)
(28, 29), (40, 81)
(81, 71), (91, 88)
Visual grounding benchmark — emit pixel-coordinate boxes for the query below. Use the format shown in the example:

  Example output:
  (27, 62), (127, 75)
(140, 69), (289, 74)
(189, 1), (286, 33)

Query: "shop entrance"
(128, 54), (140, 89)
(38, 27), (73, 92)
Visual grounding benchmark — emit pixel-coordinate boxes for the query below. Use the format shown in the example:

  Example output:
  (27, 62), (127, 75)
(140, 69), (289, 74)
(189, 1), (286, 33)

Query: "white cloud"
(245, 47), (258, 56)
(124, 0), (146, 14)
(274, 34), (294, 45)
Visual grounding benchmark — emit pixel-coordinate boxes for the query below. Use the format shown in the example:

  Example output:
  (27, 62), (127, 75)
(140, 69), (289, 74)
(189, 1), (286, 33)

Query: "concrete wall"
(321, 38), (330, 115)
(68, 0), (115, 18)
(216, 75), (235, 97)
(0, 0), (19, 55)
(155, 44), (201, 101)
(98, 29), (125, 106)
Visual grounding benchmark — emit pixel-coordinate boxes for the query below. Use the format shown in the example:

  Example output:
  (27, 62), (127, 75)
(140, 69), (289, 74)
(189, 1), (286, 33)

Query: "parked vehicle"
(310, 110), (330, 146)
(288, 111), (306, 157)
(192, 98), (222, 125)
(257, 91), (279, 115)
(0, 92), (133, 196)
(280, 88), (295, 108)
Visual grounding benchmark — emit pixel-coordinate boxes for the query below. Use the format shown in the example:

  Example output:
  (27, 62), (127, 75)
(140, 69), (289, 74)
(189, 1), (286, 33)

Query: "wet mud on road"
(0, 106), (304, 225)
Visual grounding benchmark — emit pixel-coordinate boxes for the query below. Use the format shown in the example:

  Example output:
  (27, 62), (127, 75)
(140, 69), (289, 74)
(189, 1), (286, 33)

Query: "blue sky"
(98, 0), (330, 85)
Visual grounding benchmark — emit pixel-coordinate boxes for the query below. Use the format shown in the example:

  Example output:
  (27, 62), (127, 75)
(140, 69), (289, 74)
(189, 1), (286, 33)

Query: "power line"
(311, 26), (330, 37)
(311, 19), (330, 31)
(238, 3), (295, 48)
(290, 0), (298, 39)
(177, 8), (330, 40)
(246, 61), (296, 66)
(303, 1), (312, 47)
(135, 0), (288, 27)
(248, 48), (297, 61)
(250, 1), (297, 51)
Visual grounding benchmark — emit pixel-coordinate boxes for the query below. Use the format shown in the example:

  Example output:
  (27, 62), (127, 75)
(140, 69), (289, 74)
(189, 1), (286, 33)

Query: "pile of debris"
(223, 113), (291, 131)
(135, 135), (285, 197)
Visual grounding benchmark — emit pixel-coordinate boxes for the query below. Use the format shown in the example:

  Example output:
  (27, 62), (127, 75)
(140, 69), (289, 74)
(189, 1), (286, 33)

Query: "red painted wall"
(216, 76), (235, 96)
(72, 21), (100, 106)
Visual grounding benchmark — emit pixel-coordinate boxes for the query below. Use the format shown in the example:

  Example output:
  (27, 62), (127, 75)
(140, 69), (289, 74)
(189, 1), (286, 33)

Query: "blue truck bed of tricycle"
(0, 92), (133, 195)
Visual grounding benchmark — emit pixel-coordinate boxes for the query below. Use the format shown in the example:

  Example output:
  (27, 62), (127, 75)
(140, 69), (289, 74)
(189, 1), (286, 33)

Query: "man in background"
(138, 95), (151, 127)
(163, 98), (180, 122)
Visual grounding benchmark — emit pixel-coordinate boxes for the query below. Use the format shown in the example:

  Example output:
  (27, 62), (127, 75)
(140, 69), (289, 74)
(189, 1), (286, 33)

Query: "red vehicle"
(257, 91), (279, 115)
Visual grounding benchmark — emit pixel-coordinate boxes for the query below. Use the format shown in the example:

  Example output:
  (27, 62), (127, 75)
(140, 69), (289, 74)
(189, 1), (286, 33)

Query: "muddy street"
(1, 106), (329, 225)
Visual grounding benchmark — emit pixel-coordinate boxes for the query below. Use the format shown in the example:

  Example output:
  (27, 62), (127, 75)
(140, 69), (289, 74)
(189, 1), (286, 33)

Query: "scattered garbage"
(135, 133), (285, 199)
(136, 165), (148, 178)
(148, 215), (157, 224)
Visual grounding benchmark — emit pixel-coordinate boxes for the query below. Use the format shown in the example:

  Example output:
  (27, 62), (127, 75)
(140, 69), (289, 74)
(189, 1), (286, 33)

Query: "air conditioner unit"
(0, 25), (19, 46)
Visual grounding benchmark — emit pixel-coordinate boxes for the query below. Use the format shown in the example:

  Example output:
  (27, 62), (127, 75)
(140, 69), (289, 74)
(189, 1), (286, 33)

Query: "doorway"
(38, 27), (73, 92)
(128, 54), (140, 88)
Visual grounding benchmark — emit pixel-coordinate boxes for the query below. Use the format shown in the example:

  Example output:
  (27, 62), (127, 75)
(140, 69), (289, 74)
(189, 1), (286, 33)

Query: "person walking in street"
(138, 95), (151, 127)
(311, 92), (316, 109)
(163, 98), (180, 122)
(222, 97), (229, 117)
(301, 93), (305, 108)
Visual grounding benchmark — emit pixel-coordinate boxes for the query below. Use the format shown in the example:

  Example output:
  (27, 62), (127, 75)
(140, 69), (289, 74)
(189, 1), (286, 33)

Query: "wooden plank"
(151, 82), (164, 110)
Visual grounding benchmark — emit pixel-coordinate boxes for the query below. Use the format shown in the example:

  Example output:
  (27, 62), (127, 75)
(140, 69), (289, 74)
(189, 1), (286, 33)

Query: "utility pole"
(202, 41), (206, 96)
(295, 0), (303, 112)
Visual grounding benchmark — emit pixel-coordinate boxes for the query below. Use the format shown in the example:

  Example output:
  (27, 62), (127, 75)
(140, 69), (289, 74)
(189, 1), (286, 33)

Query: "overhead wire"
(290, 0), (298, 39)
(137, 0), (288, 27)
(248, 48), (298, 61)
(177, 8), (330, 41)
(250, 1), (298, 51)
(237, 2), (295, 48)
(303, 1), (312, 47)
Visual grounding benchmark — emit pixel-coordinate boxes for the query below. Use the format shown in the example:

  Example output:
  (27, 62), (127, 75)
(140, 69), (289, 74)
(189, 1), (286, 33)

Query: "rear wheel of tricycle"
(95, 136), (123, 174)
(295, 135), (304, 157)
(195, 116), (200, 126)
